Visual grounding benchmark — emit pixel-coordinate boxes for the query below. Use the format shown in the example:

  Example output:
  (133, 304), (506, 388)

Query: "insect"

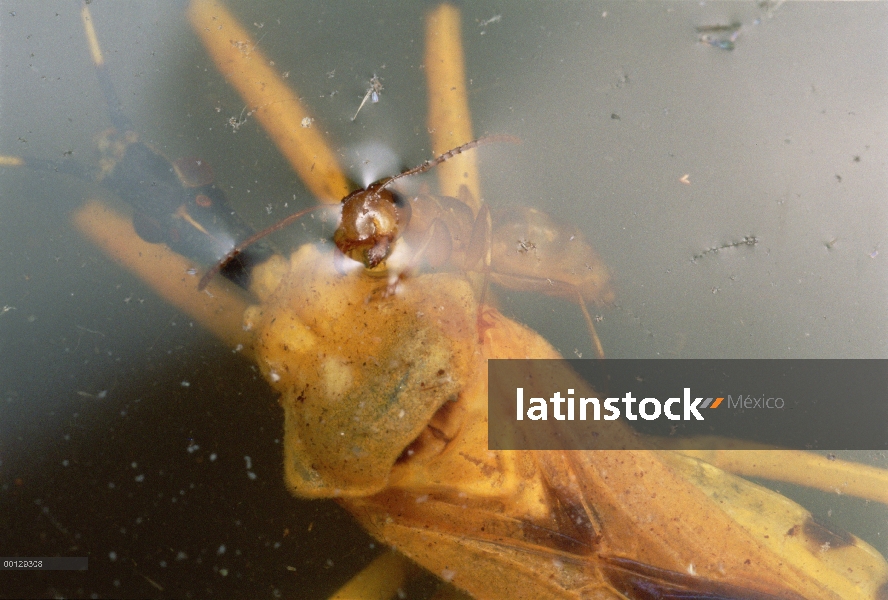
(242, 234), (888, 599)
(199, 135), (517, 291)
(4, 2), (887, 599)
(202, 130), (613, 357)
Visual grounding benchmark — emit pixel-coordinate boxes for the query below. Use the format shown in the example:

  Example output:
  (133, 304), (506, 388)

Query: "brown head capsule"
(332, 135), (516, 270)
(200, 135), (517, 288)
(333, 180), (411, 269)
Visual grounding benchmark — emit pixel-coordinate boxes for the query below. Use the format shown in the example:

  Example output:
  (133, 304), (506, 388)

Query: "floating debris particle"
(478, 15), (501, 28)
(697, 22), (741, 51)
(692, 236), (759, 262)
(352, 75), (383, 121)
(478, 14), (501, 35)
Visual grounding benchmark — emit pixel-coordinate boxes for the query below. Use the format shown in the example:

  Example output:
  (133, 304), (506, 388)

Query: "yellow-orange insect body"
(243, 243), (888, 599)
(15, 2), (886, 598)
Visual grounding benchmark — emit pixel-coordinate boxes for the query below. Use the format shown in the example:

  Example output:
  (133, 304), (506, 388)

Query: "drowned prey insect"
(203, 132), (613, 357)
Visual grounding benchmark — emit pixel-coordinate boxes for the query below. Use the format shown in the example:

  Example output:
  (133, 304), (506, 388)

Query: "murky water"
(1, 1), (886, 598)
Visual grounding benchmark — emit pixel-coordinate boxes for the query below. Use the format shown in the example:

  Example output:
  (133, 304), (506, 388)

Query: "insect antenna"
(198, 204), (334, 290)
(201, 135), (519, 290)
(379, 134), (520, 192)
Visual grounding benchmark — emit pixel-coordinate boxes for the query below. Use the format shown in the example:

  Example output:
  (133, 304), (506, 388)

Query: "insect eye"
(390, 191), (407, 208)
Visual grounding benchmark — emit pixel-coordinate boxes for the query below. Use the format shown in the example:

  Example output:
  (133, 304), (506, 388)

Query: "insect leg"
(677, 450), (888, 505)
(188, 0), (351, 203)
(80, 1), (133, 133)
(572, 288), (606, 360)
(327, 552), (413, 600)
(0, 154), (95, 187)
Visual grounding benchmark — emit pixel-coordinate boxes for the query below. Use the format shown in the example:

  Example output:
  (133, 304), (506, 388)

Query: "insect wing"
(597, 556), (801, 600)
(552, 450), (888, 599)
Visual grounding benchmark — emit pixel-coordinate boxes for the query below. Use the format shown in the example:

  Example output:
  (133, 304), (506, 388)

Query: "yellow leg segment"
(679, 450), (888, 505)
(328, 552), (412, 600)
(187, 0), (350, 204)
(424, 5), (480, 209)
(72, 201), (251, 350)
